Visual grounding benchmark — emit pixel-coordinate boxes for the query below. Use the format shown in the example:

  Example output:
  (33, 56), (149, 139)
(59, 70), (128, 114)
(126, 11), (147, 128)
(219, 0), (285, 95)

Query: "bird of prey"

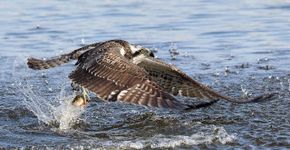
(27, 39), (274, 110)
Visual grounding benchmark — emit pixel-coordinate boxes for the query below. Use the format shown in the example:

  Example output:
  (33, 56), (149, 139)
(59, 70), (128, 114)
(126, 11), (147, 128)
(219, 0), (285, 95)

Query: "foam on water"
(102, 126), (237, 149)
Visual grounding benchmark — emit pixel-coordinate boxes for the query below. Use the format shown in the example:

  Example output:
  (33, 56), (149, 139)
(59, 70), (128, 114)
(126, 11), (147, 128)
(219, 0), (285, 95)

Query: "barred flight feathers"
(27, 39), (276, 111)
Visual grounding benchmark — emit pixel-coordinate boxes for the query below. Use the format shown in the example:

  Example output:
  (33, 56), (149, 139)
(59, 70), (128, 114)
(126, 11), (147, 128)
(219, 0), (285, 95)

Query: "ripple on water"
(101, 126), (237, 149)
(1, 0), (290, 149)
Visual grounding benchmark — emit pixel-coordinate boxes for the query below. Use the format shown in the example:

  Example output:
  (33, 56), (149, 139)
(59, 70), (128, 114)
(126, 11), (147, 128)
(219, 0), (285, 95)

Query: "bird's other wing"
(69, 44), (189, 109)
(135, 56), (275, 103)
(27, 42), (103, 70)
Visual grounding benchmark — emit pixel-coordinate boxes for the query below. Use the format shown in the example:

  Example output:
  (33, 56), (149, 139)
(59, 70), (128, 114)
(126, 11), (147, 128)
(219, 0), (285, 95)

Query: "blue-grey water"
(1, 0), (290, 149)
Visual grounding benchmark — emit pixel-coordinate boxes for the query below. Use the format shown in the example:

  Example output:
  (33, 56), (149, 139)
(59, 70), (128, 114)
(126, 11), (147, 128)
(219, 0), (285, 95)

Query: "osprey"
(27, 40), (274, 110)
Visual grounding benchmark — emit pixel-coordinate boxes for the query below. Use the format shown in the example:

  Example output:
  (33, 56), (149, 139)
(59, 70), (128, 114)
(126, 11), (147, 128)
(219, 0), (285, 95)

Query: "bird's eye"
(132, 50), (140, 57)
(149, 52), (155, 57)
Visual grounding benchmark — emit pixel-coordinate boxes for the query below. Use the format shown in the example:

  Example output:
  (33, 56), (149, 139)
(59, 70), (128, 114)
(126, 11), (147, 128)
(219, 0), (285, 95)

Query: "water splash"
(19, 83), (85, 130)
(102, 126), (237, 149)
(240, 85), (251, 97)
(6, 55), (86, 130)
(169, 42), (179, 60)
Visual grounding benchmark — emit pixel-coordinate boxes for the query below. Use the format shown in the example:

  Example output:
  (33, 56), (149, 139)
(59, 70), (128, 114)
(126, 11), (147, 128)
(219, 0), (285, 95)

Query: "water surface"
(0, 0), (290, 149)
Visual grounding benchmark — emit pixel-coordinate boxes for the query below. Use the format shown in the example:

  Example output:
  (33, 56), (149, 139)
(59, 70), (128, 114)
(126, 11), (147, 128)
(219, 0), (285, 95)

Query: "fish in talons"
(72, 87), (90, 107)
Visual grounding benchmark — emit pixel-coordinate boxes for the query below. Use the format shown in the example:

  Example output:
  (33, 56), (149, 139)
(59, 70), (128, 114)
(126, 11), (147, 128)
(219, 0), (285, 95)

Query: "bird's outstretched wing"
(69, 44), (188, 109)
(27, 42), (102, 70)
(135, 56), (275, 103)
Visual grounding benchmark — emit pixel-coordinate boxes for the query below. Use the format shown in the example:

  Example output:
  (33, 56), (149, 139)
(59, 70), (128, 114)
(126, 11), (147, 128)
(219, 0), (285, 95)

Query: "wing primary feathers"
(183, 100), (219, 111)
(183, 92), (277, 112)
(136, 56), (276, 104)
(27, 56), (71, 70)
(116, 80), (186, 110)
(27, 42), (101, 70)
(223, 92), (277, 103)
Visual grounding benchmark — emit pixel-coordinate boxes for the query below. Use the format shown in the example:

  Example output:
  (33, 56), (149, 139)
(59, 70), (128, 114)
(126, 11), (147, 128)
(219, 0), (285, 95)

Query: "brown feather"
(135, 57), (230, 100)
(135, 56), (275, 103)
(27, 42), (101, 70)
(28, 39), (275, 111)
(68, 41), (188, 109)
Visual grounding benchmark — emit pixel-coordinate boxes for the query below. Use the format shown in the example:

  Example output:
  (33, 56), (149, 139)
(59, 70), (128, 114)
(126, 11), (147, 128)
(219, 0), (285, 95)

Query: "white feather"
(120, 47), (126, 56)
(129, 44), (142, 53)
(117, 90), (128, 99)
(132, 54), (146, 64)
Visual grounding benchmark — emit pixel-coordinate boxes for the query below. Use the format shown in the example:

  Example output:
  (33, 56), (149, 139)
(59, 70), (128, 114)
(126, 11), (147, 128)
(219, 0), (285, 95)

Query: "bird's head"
(113, 40), (155, 59)
(128, 44), (155, 58)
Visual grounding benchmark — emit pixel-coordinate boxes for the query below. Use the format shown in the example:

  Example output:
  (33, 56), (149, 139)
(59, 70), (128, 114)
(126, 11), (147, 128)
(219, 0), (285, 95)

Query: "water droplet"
(280, 82), (284, 89)
(36, 25), (41, 29)
(225, 66), (230, 73)
(213, 72), (220, 77)
(81, 38), (85, 45)
(241, 85), (250, 97)
(48, 87), (53, 92)
(150, 45), (159, 53)
(41, 73), (46, 78)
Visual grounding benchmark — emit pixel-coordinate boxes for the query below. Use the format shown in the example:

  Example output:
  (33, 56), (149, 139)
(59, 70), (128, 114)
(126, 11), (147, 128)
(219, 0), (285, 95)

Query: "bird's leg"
(81, 87), (90, 102)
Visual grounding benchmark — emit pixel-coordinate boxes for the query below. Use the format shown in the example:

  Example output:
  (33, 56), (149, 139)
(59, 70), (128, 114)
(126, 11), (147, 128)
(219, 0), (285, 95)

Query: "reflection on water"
(0, 0), (290, 149)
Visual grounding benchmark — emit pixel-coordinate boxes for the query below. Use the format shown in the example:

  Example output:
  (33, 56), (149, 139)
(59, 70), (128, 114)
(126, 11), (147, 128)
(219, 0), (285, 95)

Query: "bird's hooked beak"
(149, 50), (155, 57)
